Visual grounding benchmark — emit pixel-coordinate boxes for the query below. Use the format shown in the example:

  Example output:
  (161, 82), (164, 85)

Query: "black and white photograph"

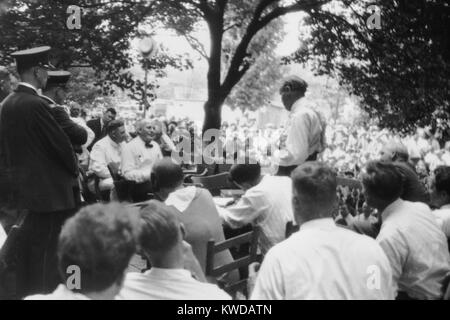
(0, 0), (449, 307)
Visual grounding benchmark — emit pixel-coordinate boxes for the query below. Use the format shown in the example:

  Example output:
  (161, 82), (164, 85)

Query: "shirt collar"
(39, 94), (57, 106)
(106, 135), (120, 148)
(381, 198), (404, 221)
(18, 82), (39, 94)
(299, 217), (336, 231)
(441, 204), (450, 210)
(145, 267), (192, 280)
(165, 186), (197, 212)
(290, 98), (303, 115)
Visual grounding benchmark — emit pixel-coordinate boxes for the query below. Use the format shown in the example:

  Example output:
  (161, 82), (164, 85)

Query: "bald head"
(380, 140), (409, 162)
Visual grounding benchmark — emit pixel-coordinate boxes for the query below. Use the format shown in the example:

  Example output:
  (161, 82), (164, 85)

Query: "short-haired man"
(251, 162), (394, 300)
(362, 161), (450, 299)
(26, 203), (138, 300)
(220, 160), (294, 254)
(430, 166), (450, 238)
(87, 107), (117, 151)
(118, 200), (230, 300)
(379, 140), (429, 203)
(151, 158), (237, 282)
(276, 76), (325, 176)
(121, 119), (163, 202)
(88, 119), (127, 198)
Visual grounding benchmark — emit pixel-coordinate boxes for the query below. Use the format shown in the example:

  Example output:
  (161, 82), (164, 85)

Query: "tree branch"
(183, 34), (209, 60)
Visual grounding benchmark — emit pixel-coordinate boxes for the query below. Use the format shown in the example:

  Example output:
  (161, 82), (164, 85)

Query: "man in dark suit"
(0, 47), (80, 298)
(41, 70), (88, 153)
(86, 107), (116, 151)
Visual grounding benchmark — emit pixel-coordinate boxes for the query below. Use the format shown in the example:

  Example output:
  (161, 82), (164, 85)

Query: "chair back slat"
(213, 231), (254, 253)
(191, 172), (232, 196)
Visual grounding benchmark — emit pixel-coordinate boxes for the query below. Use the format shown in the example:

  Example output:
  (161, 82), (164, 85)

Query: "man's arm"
(220, 190), (268, 229)
(121, 143), (149, 183)
(32, 101), (78, 176)
(88, 142), (111, 179)
(51, 107), (88, 146)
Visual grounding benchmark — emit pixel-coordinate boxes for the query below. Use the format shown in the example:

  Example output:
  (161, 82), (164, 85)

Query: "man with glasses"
(0, 47), (80, 298)
(276, 76), (326, 176)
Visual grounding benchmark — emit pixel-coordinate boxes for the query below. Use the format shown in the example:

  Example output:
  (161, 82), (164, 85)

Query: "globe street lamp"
(138, 37), (158, 118)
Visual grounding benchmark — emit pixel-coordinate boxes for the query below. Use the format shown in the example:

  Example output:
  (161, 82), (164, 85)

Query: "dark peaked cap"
(46, 70), (71, 88)
(11, 46), (51, 70)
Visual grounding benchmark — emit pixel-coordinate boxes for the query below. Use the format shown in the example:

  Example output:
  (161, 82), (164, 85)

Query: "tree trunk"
(202, 96), (224, 134)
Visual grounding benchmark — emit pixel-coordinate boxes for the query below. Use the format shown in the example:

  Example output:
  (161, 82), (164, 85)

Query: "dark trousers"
(130, 181), (153, 203)
(15, 208), (77, 298)
(276, 152), (318, 177)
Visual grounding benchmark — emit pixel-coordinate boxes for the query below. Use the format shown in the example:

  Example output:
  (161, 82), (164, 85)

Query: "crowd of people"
(0, 46), (450, 301)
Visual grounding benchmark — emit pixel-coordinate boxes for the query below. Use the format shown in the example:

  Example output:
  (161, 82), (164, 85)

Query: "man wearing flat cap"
(276, 76), (326, 176)
(0, 47), (80, 298)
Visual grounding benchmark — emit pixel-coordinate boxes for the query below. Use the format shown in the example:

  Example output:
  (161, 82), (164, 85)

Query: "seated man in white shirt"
(118, 200), (231, 300)
(251, 162), (394, 300)
(26, 203), (138, 300)
(361, 161), (450, 300)
(430, 166), (450, 238)
(220, 160), (294, 255)
(121, 119), (163, 202)
(88, 119), (127, 199)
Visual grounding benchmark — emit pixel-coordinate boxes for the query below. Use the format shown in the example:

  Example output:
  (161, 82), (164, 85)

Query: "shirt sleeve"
(89, 142), (110, 179)
(221, 189), (269, 229)
(32, 101), (78, 177)
(376, 230), (406, 295)
(250, 250), (285, 300)
(279, 111), (310, 166)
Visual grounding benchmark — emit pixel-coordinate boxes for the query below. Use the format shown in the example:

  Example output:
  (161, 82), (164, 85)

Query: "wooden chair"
(183, 167), (208, 184)
(205, 227), (260, 298)
(191, 172), (234, 196)
(285, 221), (299, 239)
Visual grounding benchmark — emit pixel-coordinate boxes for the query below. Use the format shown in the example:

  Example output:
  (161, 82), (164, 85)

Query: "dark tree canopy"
(0, 0), (191, 107)
(286, 0), (450, 140)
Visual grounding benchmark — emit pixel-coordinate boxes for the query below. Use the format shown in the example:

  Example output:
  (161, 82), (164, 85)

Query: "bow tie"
(145, 141), (154, 148)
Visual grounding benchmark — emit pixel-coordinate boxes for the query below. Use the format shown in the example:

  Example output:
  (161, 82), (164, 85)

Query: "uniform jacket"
(0, 84), (79, 212)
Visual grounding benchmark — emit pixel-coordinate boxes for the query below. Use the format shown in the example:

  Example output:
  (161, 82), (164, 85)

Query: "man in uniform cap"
(276, 76), (326, 176)
(0, 47), (80, 298)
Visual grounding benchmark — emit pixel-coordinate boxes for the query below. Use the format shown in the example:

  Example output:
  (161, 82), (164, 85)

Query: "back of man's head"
(58, 203), (138, 295)
(151, 157), (184, 192)
(230, 159), (261, 186)
(432, 166), (450, 206)
(106, 119), (124, 135)
(361, 161), (404, 207)
(291, 162), (337, 222)
(138, 200), (181, 256)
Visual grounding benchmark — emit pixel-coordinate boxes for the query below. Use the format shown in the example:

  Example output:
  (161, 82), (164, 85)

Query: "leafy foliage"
(286, 0), (450, 139)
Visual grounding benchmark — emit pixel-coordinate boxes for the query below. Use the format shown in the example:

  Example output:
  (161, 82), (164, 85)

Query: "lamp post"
(138, 37), (158, 118)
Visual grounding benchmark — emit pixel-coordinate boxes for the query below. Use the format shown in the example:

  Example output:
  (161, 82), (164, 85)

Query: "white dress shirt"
(121, 136), (162, 183)
(72, 116), (95, 166)
(25, 284), (90, 300)
(377, 199), (450, 299)
(88, 135), (125, 190)
(220, 175), (294, 254)
(278, 99), (323, 166)
(433, 204), (450, 237)
(117, 268), (231, 300)
(251, 218), (395, 300)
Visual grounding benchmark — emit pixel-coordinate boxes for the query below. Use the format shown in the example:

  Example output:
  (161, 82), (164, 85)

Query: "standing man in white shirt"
(220, 160), (294, 254)
(276, 76), (325, 176)
(88, 119), (127, 199)
(361, 161), (450, 299)
(430, 166), (450, 238)
(251, 162), (394, 300)
(118, 200), (231, 300)
(121, 119), (163, 202)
